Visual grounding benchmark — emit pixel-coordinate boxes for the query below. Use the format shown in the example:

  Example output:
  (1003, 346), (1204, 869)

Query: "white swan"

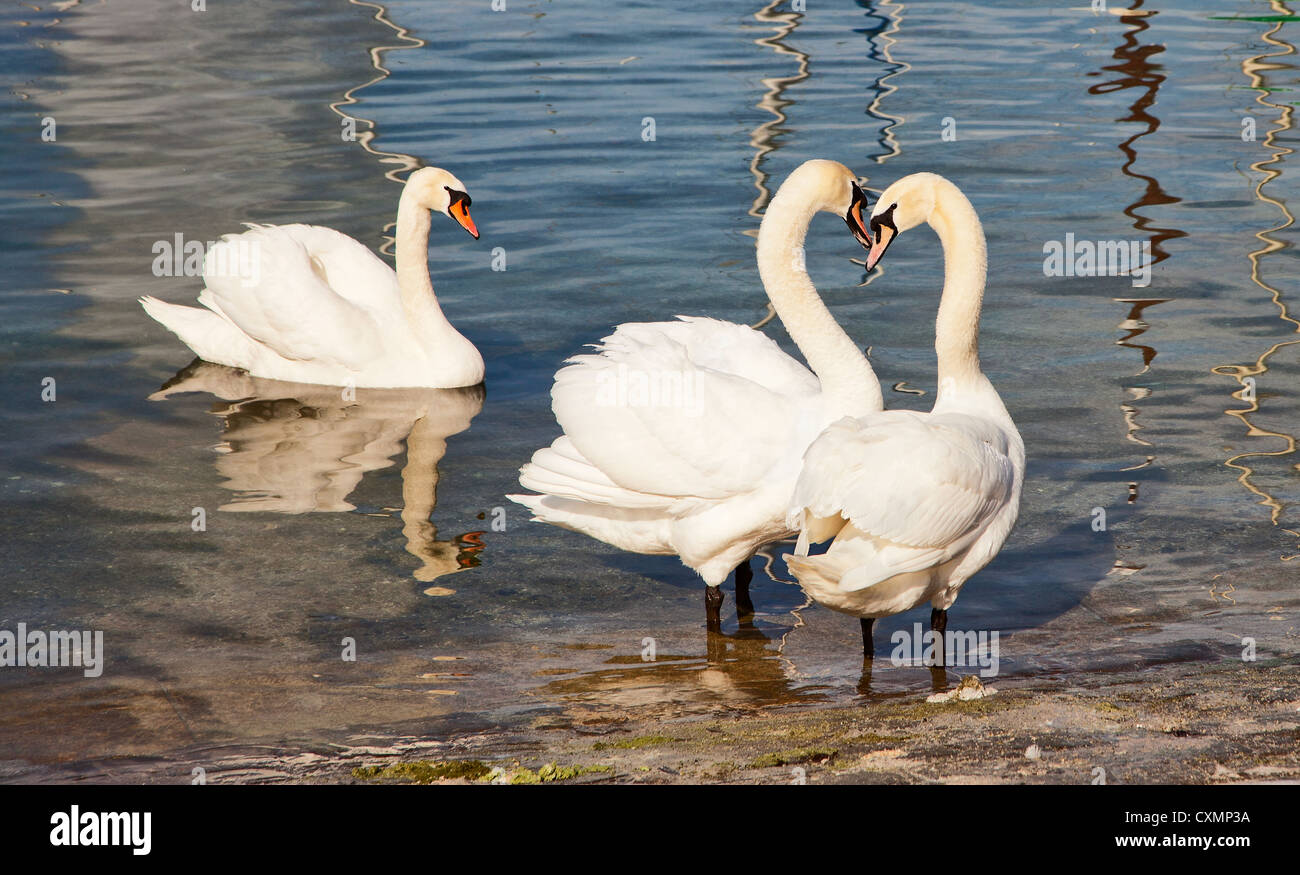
(508, 159), (878, 629)
(141, 167), (484, 389)
(785, 172), (1024, 656)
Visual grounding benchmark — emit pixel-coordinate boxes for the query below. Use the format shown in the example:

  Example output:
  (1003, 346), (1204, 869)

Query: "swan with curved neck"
(867, 171), (990, 398)
(510, 159), (879, 629)
(757, 159), (880, 418)
(787, 172), (1024, 657)
(141, 166), (484, 389)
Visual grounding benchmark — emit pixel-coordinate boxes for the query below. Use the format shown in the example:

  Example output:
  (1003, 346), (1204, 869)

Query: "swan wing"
(625, 315), (824, 398)
(792, 411), (1016, 590)
(196, 224), (390, 370)
(549, 317), (821, 500)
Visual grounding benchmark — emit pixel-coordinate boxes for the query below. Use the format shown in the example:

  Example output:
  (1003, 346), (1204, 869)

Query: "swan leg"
(860, 617), (875, 659)
(930, 607), (948, 668)
(734, 559), (755, 619)
(930, 607), (948, 633)
(705, 585), (724, 633)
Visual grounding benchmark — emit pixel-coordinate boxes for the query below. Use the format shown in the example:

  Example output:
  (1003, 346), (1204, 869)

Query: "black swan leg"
(734, 559), (755, 619)
(930, 607), (948, 667)
(705, 585), (724, 633)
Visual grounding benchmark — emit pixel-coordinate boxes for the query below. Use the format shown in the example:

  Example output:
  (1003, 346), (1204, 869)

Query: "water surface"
(1, 0), (1297, 779)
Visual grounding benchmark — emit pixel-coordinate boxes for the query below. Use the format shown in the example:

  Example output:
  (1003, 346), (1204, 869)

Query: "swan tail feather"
(140, 296), (254, 369)
(517, 439), (676, 510)
(506, 492), (674, 555)
(794, 522), (811, 557)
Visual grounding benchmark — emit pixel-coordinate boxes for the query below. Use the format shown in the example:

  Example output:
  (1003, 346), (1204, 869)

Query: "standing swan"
(141, 167), (484, 389)
(509, 159), (878, 629)
(786, 173), (1024, 657)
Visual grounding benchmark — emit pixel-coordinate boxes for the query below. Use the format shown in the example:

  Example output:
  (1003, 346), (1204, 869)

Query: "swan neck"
(929, 181), (987, 395)
(756, 189), (881, 418)
(395, 194), (450, 334)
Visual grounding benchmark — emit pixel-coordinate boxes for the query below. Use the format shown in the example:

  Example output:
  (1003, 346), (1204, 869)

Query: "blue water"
(1, 0), (1297, 779)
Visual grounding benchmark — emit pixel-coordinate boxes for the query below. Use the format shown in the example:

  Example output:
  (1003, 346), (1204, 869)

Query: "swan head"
(863, 172), (946, 271)
(405, 167), (479, 239)
(780, 159), (873, 249)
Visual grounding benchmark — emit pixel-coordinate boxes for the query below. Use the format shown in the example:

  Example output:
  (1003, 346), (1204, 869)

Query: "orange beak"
(865, 224), (895, 271)
(450, 198), (479, 239)
(864, 203), (899, 271)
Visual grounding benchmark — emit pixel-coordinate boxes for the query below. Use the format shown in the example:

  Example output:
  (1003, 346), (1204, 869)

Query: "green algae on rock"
(352, 759), (493, 783)
(592, 735), (677, 751)
(508, 762), (614, 784)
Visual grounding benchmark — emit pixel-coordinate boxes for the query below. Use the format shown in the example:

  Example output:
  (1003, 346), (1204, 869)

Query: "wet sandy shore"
(11, 655), (1294, 785)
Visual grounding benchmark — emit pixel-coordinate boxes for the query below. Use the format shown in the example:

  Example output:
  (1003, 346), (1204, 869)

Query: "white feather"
(785, 173), (1024, 622)
(141, 168), (484, 389)
(510, 160), (881, 589)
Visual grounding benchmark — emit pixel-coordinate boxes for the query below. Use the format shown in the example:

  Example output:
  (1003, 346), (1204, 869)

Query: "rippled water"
(2, 0), (1298, 779)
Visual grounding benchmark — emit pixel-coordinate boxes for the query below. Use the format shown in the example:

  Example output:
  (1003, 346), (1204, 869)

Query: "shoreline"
(10, 657), (1294, 785)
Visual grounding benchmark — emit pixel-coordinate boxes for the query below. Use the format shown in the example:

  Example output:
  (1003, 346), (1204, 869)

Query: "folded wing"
(791, 410), (1016, 591)
(195, 224), (391, 371)
(545, 316), (821, 502)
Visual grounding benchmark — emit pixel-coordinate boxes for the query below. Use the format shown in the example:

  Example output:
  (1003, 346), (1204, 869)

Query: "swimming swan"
(141, 167), (483, 389)
(786, 172), (1024, 657)
(509, 159), (878, 630)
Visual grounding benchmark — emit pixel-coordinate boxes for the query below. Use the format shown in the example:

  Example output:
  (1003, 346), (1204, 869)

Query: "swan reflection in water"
(151, 360), (485, 585)
(533, 622), (832, 716)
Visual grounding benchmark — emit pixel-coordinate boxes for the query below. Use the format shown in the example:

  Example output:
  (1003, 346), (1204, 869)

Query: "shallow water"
(1, 0), (1297, 779)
